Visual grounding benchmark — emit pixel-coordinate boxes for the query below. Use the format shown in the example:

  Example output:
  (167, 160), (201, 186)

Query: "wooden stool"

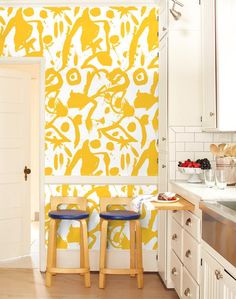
(99, 197), (143, 289)
(46, 196), (90, 288)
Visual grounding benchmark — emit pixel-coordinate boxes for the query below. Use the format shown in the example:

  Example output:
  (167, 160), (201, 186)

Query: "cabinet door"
(201, 0), (217, 129)
(159, 0), (168, 41)
(158, 37), (168, 153)
(222, 271), (236, 299)
(201, 249), (223, 299)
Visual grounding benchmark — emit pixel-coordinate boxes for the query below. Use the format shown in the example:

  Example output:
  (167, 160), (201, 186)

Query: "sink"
(218, 201), (236, 211)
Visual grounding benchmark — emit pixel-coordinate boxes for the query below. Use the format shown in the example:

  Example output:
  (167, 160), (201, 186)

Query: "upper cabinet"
(202, 0), (236, 131)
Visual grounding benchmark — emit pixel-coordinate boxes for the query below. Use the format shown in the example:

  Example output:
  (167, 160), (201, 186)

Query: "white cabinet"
(202, 0), (236, 131)
(201, 248), (236, 299)
(170, 209), (201, 298)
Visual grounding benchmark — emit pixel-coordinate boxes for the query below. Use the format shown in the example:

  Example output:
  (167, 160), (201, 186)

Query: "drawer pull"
(172, 233), (178, 240)
(185, 249), (191, 258)
(173, 210), (177, 213)
(171, 267), (178, 276)
(184, 288), (191, 297)
(185, 218), (192, 226)
(215, 270), (223, 280)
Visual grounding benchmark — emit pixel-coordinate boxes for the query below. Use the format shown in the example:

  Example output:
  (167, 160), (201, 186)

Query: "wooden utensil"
(224, 145), (233, 157)
(218, 143), (227, 157)
(210, 144), (220, 156)
(231, 144), (236, 157)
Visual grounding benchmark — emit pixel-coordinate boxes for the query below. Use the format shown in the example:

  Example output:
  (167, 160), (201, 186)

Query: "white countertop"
(170, 180), (236, 202)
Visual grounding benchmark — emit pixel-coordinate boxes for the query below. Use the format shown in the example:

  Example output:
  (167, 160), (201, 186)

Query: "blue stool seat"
(99, 210), (140, 221)
(49, 209), (89, 220)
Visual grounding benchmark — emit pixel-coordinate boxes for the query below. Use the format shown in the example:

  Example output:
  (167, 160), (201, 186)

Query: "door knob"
(24, 166), (31, 181)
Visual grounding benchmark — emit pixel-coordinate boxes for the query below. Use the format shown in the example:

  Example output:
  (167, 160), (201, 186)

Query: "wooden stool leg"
(46, 219), (57, 287)
(130, 220), (136, 277)
(80, 219), (90, 288)
(99, 219), (108, 289)
(135, 220), (143, 289)
(80, 221), (84, 274)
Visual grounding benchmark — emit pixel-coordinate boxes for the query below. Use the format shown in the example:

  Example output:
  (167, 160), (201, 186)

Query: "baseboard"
(54, 249), (158, 272)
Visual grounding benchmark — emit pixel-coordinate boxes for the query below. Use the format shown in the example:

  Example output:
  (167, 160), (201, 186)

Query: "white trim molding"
(0, 0), (159, 6)
(45, 176), (158, 185)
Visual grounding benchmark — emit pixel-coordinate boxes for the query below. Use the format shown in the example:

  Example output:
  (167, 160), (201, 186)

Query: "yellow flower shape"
(133, 68), (148, 86)
(66, 68), (81, 86)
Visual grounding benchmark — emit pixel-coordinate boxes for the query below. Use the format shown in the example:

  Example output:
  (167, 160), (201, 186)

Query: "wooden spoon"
(231, 144), (236, 157)
(218, 143), (227, 157)
(210, 144), (220, 157)
(224, 145), (233, 157)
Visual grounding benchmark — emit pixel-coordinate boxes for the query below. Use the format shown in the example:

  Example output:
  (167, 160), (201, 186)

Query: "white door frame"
(0, 57), (45, 271)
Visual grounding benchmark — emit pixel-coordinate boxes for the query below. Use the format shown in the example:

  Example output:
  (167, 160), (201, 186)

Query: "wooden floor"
(0, 269), (178, 299)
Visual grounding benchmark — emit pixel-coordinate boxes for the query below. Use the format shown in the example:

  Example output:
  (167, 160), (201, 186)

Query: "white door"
(0, 68), (31, 260)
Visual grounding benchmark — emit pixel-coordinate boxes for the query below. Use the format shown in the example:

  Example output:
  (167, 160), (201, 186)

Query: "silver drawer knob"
(162, 164), (167, 168)
(215, 270), (223, 280)
(185, 218), (192, 226)
(162, 26), (167, 31)
(185, 249), (191, 258)
(184, 288), (191, 297)
(162, 137), (167, 141)
(172, 233), (178, 240)
(171, 267), (178, 276)
(210, 112), (215, 117)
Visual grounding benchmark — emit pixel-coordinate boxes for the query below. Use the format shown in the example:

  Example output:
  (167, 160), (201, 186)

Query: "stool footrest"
(48, 267), (90, 274)
(101, 268), (143, 275)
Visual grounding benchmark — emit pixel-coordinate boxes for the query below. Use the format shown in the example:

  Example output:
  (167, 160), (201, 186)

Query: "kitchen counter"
(170, 180), (236, 202)
(169, 180), (236, 220)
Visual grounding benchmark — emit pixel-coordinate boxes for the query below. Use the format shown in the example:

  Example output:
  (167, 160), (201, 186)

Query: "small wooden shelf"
(151, 195), (194, 211)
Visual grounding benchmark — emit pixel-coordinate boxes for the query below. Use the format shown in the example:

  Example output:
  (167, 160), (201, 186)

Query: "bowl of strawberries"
(178, 159), (203, 183)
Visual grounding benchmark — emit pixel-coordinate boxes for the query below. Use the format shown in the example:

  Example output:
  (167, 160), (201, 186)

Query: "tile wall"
(168, 126), (236, 180)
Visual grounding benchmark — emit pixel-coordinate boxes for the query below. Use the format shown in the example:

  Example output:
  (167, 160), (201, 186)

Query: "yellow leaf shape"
(134, 91), (157, 110)
(67, 91), (92, 109)
(100, 123), (137, 145)
(97, 52), (112, 66)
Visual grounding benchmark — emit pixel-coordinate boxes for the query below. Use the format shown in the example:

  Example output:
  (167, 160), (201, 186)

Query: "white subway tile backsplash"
(185, 127), (202, 133)
(167, 126), (235, 182)
(213, 133), (232, 143)
(176, 142), (185, 151)
(169, 162), (176, 180)
(185, 142), (203, 152)
(176, 151), (194, 162)
(176, 133), (194, 142)
(203, 143), (212, 152)
(169, 143), (176, 161)
(195, 132), (213, 142)
(172, 127), (185, 133)
(232, 133), (236, 142)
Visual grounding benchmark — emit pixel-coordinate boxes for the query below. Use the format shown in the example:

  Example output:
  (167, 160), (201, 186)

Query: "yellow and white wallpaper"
(0, 6), (159, 250)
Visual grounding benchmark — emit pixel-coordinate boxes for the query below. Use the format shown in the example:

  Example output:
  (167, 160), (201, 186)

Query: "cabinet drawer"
(183, 267), (199, 299)
(183, 210), (201, 241)
(171, 218), (183, 260)
(183, 230), (200, 283)
(172, 210), (183, 226)
(171, 251), (183, 298)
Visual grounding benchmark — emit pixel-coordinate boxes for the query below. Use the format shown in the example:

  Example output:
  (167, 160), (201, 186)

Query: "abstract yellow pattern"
(0, 6), (158, 176)
(0, 6), (159, 249)
(45, 184), (158, 250)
